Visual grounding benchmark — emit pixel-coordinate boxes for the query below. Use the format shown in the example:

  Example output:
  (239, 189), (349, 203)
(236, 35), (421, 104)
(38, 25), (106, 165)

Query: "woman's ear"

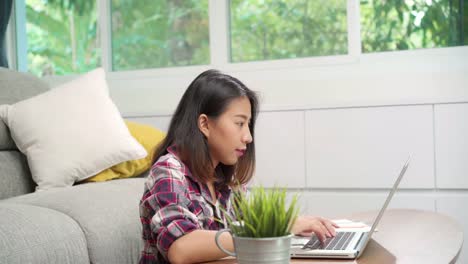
(198, 114), (210, 138)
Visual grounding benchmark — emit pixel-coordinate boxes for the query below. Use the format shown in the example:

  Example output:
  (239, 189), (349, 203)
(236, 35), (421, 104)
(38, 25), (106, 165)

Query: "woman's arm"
(168, 229), (234, 264)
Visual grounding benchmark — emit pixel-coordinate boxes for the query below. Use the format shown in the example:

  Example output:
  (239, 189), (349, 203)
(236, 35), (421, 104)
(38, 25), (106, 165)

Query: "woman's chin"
(220, 159), (238, 166)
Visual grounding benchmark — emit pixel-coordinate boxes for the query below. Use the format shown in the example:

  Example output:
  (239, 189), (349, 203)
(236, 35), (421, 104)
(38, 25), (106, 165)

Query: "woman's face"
(204, 96), (253, 167)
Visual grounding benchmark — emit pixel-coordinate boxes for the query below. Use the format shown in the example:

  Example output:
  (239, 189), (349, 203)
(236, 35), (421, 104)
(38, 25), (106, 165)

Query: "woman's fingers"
(322, 219), (337, 236)
(314, 221), (330, 243)
(292, 216), (339, 243)
(316, 231), (327, 244)
(315, 217), (333, 237)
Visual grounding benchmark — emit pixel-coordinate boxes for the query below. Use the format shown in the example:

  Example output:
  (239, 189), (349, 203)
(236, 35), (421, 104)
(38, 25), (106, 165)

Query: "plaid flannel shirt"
(139, 146), (234, 264)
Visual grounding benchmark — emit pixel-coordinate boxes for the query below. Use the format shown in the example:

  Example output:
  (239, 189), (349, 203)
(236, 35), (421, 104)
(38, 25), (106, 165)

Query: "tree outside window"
(25, 0), (99, 76)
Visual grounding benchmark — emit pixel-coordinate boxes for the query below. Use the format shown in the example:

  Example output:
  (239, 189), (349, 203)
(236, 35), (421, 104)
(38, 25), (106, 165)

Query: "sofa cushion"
(0, 203), (89, 264)
(6, 178), (146, 264)
(0, 151), (35, 200)
(84, 120), (166, 182)
(0, 67), (49, 150)
(0, 68), (147, 191)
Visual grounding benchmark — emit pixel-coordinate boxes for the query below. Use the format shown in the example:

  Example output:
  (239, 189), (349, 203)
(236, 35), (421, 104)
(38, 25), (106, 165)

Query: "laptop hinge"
(353, 233), (366, 250)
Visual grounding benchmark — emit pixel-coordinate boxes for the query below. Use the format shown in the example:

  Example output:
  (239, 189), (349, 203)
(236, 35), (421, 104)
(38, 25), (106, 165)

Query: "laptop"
(290, 157), (411, 259)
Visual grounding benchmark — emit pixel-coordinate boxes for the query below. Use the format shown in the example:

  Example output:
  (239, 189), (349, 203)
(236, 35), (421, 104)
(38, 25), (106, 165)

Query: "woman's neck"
(206, 181), (217, 204)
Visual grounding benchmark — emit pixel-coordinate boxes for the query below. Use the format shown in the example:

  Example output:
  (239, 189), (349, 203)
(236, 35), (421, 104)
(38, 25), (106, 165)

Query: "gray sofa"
(0, 68), (146, 264)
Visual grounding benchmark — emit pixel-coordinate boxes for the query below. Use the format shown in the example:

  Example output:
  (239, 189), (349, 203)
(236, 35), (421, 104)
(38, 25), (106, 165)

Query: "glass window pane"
(230, 0), (348, 62)
(25, 0), (100, 76)
(360, 0), (468, 53)
(111, 0), (209, 71)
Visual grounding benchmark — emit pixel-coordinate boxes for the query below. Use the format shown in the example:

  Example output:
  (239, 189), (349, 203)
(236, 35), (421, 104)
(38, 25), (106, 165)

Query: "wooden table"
(206, 209), (463, 264)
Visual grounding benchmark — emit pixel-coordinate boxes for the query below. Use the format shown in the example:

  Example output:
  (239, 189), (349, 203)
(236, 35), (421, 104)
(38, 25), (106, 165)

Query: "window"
(12, 0), (467, 76)
(110, 0), (209, 71)
(24, 0), (100, 76)
(229, 0), (348, 62)
(360, 0), (468, 52)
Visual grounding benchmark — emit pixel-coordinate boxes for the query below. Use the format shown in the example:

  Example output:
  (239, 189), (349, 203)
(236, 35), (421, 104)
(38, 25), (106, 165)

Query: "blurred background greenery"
(26, 0), (99, 76)
(360, 0), (467, 52)
(23, 0), (467, 76)
(110, 0), (209, 71)
(230, 0), (348, 62)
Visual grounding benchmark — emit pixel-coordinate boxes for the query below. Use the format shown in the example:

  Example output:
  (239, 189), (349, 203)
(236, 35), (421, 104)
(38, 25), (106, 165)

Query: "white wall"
(99, 46), (468, 116)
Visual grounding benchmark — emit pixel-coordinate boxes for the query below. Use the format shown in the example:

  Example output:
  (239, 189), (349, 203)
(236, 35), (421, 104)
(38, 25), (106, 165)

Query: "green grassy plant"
(228, 186), (299, 238)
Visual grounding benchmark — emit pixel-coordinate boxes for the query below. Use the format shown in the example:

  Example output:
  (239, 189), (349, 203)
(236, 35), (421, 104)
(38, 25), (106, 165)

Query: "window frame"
(9, 0), (363, 76)
(9, 0), (466, 76)
(102, 0), (363, 79)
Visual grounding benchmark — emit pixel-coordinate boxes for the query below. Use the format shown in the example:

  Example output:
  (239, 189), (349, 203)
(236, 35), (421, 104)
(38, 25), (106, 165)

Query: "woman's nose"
(243, 128), (253, 144)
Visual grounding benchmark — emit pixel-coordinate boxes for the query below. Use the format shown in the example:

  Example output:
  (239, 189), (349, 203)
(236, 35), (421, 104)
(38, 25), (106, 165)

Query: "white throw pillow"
(0, 68), (147, 191)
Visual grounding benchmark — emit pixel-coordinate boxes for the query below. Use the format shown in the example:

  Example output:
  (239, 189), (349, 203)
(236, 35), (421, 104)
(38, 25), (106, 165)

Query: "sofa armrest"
(0, 203), (89, 264)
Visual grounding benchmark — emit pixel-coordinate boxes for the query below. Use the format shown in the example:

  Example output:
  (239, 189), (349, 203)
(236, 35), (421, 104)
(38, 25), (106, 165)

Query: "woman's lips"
(235, 149), (245, 157)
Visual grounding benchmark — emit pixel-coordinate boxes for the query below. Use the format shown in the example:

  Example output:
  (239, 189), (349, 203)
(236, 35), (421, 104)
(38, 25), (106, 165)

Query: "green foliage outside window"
(230, 0), (348, 62)
(23, 0), (466, 76)
(26, 0), (100, 76)
(360, 0), (467, 52)
(110, 0), (209, 71)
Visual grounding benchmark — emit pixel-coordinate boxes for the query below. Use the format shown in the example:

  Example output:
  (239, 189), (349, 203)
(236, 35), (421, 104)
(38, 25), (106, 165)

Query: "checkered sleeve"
(140, 165), (200, 262)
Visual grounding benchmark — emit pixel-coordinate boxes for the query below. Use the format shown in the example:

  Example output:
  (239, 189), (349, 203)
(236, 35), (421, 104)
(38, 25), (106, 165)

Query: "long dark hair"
(153, 69), (259, 187)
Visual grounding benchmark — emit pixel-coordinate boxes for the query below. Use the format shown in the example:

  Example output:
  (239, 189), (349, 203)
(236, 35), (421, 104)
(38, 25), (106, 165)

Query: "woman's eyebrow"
(234, 114), (250, 120)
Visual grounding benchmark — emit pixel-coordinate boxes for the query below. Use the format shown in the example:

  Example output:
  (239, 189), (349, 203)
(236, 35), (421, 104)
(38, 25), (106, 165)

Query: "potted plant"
(215, 186), (299, 264)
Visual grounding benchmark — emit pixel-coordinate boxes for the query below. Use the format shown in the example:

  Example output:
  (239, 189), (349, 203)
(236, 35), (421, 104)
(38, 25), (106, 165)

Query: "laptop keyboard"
(302, 232), (356, 250)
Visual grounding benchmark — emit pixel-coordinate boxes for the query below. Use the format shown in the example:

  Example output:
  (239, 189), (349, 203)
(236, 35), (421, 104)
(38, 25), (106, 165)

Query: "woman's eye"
(237, 122), (244, 127)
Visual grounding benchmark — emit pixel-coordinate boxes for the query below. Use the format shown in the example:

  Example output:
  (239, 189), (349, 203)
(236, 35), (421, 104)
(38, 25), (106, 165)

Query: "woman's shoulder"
(154, 152), (185, 169)
(141, 153), (192, 204)
(148, 152), (190, 181)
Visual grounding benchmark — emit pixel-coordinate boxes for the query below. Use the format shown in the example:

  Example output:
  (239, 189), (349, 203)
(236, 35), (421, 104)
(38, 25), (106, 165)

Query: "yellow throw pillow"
(84, 120), (166, 182)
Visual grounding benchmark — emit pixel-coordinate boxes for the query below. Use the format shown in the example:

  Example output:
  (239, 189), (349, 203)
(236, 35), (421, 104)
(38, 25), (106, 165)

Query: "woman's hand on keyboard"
(291, 216), (339, 243)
